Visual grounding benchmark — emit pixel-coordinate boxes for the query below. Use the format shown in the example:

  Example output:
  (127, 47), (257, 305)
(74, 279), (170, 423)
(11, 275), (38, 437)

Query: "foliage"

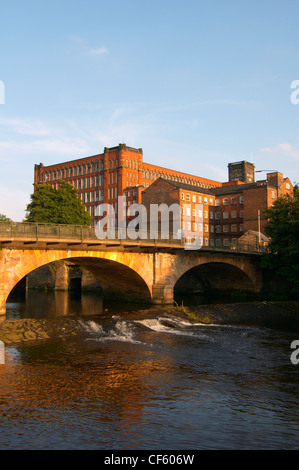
(262, 185), (299, 295)
(0, 214), (11, 221)
(25, 181), (92, 226)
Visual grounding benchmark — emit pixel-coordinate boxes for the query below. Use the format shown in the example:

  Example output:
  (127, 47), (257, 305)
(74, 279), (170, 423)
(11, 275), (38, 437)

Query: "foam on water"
(135, 316), (200, 337)
(80, 318), (142, 344)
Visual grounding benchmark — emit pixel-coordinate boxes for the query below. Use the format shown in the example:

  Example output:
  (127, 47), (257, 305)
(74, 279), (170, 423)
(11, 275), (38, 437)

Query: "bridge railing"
(0, 221), (99, 240)
(0, 221), (267, 254)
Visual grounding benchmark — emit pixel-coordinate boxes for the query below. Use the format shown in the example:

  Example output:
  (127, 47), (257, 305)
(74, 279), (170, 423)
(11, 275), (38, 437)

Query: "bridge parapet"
(0, 221), (266, 254)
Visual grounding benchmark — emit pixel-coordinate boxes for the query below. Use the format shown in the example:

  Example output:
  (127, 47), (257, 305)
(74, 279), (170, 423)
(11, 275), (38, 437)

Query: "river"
(1, 290), (299, 450)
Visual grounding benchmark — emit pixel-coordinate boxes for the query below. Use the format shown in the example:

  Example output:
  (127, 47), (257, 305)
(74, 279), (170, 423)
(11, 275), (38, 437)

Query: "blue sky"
(0, 0), (298, 221)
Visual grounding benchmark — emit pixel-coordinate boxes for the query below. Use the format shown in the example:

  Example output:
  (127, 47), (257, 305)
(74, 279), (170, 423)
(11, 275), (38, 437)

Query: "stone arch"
(0, 248), (154, 314)
(174, 261), (256, 304)
(164, 253), (261, 304)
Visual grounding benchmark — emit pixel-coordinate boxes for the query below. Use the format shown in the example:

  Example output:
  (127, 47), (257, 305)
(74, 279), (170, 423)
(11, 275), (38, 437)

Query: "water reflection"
(6, 289), (151, 320)
(2, 290), (299, 449)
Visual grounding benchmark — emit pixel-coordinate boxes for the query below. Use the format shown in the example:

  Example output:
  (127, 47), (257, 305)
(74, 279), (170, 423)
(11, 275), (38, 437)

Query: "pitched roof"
(144, 177), (215, 195)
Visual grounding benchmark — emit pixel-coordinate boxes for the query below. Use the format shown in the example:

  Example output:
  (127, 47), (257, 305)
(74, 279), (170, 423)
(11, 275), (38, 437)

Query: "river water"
(1, 290), (299, 450)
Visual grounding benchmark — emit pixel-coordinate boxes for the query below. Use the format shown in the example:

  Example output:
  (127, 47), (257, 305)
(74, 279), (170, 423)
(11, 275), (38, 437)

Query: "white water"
(80, 318), (143, 344)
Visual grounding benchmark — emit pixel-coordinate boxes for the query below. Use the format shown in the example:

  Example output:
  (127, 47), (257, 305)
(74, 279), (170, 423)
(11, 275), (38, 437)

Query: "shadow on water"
(6, 288), (151, 320)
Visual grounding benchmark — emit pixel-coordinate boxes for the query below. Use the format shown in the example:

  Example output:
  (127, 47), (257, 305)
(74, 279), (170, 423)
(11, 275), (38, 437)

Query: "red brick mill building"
(34, 143), (293, 248)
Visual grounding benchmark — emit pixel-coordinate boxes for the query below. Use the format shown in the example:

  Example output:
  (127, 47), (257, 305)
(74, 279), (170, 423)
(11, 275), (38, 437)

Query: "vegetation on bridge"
(25, 181), (92, 226)
(263, 185), (299, 296)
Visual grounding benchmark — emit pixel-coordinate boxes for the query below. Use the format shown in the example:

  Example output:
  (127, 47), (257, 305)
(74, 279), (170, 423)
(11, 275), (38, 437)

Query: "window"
(204, 197), (208, 204)
(231, 211), (237, 218)
(223, 198), (228, 206)
(223, 212), (228, 219)
(240, 224), (244, 232)
(204, 224), (209, 233)
(223, 239), (230, 246)
(209, 212), (214, 219)
(215, 239), (221, 247)
(192, 209), (196, 217)
(192, 195), (196, 203)
(186, 193), (190, 202)
(231, 197), (236, 205)
(198, 209), (202, 218)
(210, 225), (214, 233)
(223, 225), (229, 233)
(181, 192), (185, 201)
(215, 212), (221, 220)
(239, 210), (244, 218)
(215, 199), (220, 206)
(271, 190), (275, 199)
(231, 224), (237, 232)
(198, 196), (202, 203)
(239, 196), (244, 204)
(215, 225), (221, 233)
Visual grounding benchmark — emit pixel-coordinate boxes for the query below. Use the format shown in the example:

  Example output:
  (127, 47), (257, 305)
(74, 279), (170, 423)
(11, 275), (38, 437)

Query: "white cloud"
(261, 142), (299, 160)
(69, 36), (108, 57)
(89, 46), (108, 56)
(0, 117), (51, 136)
(0, 138), (90, 158)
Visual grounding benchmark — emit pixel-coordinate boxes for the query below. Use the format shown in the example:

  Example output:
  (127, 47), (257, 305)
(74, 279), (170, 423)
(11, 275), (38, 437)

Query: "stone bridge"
(0, 222), (263, 315)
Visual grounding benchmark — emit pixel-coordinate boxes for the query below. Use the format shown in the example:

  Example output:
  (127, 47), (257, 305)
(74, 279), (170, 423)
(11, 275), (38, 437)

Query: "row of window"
(215, 196), (243, 206)
(50, 173), (122, 190)
(215, 210), (244, 219)
(183, 222), (244, 234)
(181, 193), (214, 204)
(215, 224), (244, 233)
(181, 208), (244, 220)
(80, 190), (103, 203)
(182, 208), (209, 219)
(44, 161), (101, 181)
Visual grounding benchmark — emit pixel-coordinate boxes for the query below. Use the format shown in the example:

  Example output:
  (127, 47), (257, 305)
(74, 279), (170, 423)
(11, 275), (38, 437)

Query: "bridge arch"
(1, 249), (154, 314)
(173, 261), (256, 304)
(159, 252), (262, 305)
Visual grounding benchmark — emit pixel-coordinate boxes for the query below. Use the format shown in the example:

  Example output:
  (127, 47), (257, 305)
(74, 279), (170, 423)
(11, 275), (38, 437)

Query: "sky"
(0, 0), (298, 221)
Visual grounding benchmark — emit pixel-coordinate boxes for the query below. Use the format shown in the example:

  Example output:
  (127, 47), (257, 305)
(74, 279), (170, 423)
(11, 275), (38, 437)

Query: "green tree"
(0, 214), (11, 221)
(25, 181), (92, 225)
(262, 185), (299, 295)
